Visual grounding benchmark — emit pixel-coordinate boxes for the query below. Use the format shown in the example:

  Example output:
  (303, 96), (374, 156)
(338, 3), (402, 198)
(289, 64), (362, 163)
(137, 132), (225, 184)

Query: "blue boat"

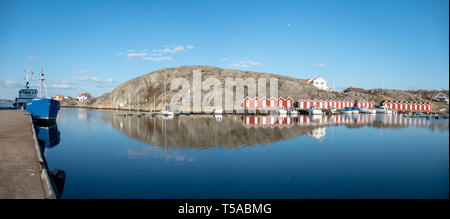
(24, 68), (60, 120)
(342, 106), (352, 114)
(26, 98), (60, 120)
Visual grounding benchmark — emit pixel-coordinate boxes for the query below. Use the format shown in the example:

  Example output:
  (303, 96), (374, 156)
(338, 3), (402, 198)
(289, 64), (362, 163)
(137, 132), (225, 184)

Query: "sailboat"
(25, 68), (60, 120)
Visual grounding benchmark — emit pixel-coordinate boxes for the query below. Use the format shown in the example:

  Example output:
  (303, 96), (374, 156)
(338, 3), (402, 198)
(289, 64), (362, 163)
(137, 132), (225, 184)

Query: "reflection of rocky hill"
(103, 114), (318, 149)
(102, 112), (449, 150)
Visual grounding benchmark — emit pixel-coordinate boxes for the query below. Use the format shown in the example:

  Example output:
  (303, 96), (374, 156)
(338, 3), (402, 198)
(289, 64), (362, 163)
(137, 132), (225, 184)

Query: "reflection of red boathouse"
(380, 100), (431, 111)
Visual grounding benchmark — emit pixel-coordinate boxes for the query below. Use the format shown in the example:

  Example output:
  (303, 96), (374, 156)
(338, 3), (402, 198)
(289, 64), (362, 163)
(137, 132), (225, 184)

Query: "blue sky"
(0, 0), (448, 99)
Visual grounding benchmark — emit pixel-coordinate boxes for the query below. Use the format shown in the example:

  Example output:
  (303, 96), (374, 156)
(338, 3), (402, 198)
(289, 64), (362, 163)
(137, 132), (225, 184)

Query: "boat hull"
(308, 109), (322, 115)
(26, 98), (60, 120)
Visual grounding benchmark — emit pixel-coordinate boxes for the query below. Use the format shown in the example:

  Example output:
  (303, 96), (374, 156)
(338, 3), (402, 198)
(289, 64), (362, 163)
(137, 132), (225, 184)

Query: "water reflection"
(33, 121), (66, 198)
(103, 113), (448, 150)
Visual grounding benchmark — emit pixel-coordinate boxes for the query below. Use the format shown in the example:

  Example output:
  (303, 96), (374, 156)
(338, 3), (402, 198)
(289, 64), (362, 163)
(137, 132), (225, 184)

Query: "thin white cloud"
(142, 56), (173, 61)
(120, 44), (193, 61)
(47, 80), (77, 89)
(0, 80), (22, 88)
(27, 56), (40, 61)
(247, 60), (260, 66)
(313, 63), (325, 68)
(163, 48), (176, 54)
(75, 76), (114, 83)
(127, 52), (148, 58)
(173, 45), (186, 52)
(228, 59), (260, 68)
(230, 63), (248, 68)
(221, 58), (229, 62)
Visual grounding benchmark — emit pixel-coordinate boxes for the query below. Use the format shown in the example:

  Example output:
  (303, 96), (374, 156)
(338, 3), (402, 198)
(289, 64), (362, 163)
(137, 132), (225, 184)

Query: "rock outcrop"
(84, 65), (432, 110)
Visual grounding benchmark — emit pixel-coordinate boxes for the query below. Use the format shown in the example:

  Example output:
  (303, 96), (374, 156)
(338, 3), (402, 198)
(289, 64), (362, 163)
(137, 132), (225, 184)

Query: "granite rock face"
(87, 65), (431, 110)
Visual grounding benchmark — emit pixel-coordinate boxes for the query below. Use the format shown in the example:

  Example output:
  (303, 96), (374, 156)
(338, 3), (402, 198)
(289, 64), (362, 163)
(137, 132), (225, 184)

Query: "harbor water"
(41, 108), (449, 198)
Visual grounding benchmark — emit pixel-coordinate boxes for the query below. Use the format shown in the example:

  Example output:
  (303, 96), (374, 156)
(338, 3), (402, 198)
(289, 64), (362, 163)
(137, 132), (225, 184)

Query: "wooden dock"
(0, 110), (49, 199)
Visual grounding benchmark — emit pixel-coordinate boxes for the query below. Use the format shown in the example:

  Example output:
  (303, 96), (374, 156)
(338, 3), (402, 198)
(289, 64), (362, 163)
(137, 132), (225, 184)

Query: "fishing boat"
(351, 106), (359, 114)
(25, 68), (60, 120)
(376, 105), (392, 114)
(14, 69), (38, 109)
(307, 106), (322, 115)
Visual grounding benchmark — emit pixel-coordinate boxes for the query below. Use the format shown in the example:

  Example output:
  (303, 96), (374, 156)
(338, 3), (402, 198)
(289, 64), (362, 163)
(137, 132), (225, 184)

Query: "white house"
(77, 93), (91, 102)
(432, 92), (449, 103)
(299, 76), (331, 91)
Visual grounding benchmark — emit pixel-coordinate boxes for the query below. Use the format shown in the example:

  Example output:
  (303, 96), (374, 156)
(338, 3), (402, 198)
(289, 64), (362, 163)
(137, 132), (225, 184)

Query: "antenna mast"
(24, 69), (30, 89)
(39, 68), (45, 98)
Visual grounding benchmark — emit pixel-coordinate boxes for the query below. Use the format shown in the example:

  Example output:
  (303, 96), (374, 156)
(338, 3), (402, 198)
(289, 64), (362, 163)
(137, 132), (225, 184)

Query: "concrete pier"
(0, 110), (46, 199)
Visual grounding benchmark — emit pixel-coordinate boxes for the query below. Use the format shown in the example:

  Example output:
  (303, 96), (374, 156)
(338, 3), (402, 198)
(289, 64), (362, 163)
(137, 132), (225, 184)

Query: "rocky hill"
(83, 65), (434, 110)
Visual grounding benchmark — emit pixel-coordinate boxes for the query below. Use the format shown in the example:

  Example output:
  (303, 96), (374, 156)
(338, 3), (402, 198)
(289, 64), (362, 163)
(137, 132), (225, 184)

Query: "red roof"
(298, 79), (310, 83)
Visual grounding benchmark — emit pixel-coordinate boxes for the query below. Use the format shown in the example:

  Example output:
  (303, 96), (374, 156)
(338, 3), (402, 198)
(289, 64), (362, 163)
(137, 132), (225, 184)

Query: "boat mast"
(24, 69), (30, 89)
(39, 68), (44, 98)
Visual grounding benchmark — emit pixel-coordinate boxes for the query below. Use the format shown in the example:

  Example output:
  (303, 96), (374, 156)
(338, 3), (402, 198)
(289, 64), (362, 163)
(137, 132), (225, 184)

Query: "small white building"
(432, 92), (449, 103)
(77, 93), (91, 102)
(299, 76), (331, 91)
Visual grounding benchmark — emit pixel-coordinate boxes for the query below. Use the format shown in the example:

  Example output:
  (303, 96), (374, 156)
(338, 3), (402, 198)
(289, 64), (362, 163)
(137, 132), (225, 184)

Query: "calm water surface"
(39, 108), (448, 198)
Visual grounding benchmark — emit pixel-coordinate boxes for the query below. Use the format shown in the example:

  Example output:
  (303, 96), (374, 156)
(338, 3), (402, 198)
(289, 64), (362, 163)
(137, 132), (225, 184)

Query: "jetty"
(0, 110), (52, 198)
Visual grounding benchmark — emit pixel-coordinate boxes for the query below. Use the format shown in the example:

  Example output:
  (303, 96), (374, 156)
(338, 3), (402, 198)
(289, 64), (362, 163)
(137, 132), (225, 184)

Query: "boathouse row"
(380, 100), (432, 111)
(242, 97), (375, 110)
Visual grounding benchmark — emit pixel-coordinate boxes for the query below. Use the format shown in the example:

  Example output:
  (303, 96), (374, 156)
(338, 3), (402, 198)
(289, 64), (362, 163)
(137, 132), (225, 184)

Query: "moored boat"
(23, 68), (60, 120)
(376, 105), (392, 114)
(214, 106), (224, 115)
(329, 106), (337, 114)
(341, 107), (352, 114)
(360, 107), (376, 114)
(351, 106), (359, 114)
(271, 107), (287, 116)
(288, 107), (298, 116)
(307, 106), (322, 115)
(160, 106), (175, 117)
